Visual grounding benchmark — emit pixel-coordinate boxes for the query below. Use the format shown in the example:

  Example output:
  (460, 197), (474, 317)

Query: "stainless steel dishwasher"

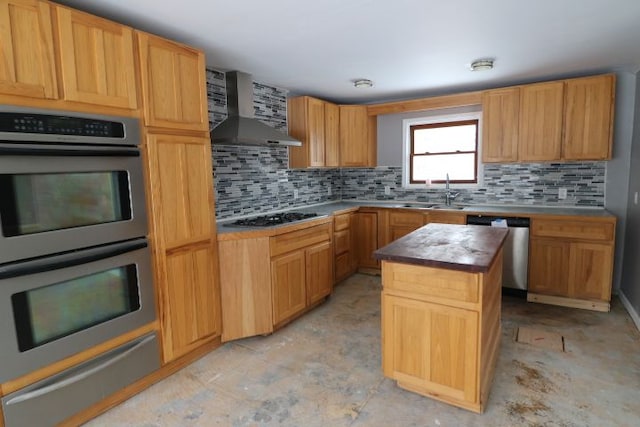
(466, 215), (530, 295)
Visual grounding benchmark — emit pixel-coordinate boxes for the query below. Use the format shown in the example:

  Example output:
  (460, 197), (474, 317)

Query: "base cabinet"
(528, 217), (615, 311)
(354, 211), (379, 269)
(333, 212), (357, 283)
(381, 252), (503, 413)
(271, 251), (307, 325)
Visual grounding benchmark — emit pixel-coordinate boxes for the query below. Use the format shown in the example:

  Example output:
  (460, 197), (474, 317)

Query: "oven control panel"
(0, 112), (125, 138)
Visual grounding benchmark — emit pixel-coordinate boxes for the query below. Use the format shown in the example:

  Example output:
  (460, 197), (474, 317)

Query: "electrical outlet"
(384, 186), (391, 195)
(558, 188), (567, 200)
(293, 189), (299, 199)
(327, 187), (332, 196)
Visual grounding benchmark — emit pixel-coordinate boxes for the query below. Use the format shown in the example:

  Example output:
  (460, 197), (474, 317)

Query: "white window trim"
(402, 111), (483, 189)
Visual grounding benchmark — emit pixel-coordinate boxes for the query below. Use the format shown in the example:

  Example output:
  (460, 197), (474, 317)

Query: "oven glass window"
(11, 265), (140, 351)
(0, 171), (132, 237)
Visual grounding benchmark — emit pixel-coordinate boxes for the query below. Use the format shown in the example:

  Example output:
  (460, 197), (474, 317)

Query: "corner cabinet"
(137, 32), (209, 131)
(339, 105), (377, 167)
(0, 0), (58, 99)
(144, 134), (221, 362)
(528, 217), (615, 312)
(55, 5), (137, 109)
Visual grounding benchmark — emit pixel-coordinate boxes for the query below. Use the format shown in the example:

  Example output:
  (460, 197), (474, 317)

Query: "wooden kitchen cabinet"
(334, 212), (357, 283)
(354, 210), (380, 269)
(55, 6), (137, 109)
(519, 81), (564, 161)
(528, 216), (615, 311)
(145, 133), (221, 362)
(387, 210), (425, 242)
(426, 210), (467, 225)
(482, 74), (615, 163)
(481, 87), (519, 163)
(339, 105), (377, 167)
(0, 0), (58, 99)
(288, 96), (340, 168)
(270, 223), (333, 326)
(563, 74), (615, 160)
(137, 32), (209, 131)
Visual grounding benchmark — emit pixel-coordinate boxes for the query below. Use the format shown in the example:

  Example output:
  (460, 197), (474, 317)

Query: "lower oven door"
(0, 238), (156, 383)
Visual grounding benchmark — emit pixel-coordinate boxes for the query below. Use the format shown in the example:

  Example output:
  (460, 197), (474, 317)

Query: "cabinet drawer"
(531, 219), (614, 241)
(334, 229), (350, 255)
(389, 211), (424, 228)
(334, 213), (351, 231)
(383, 261), (479, 304)
(270, 223), (331, 257)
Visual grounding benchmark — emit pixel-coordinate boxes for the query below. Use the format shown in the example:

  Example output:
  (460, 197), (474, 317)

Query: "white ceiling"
(56, 0), (640, 104)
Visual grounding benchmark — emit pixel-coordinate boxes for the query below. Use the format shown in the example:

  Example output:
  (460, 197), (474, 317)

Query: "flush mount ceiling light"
(353, 79), (374, 88)
(470, 59), (494, 71)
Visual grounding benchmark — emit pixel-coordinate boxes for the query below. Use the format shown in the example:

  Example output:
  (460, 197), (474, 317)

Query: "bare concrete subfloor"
(85, 274), (640, 427)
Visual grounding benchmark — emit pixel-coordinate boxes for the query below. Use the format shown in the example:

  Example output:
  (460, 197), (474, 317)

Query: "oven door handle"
(0, 143), (139, 157)
(0, 238), (148, 279)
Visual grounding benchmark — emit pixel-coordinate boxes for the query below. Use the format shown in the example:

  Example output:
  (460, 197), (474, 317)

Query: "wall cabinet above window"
(482, 74), (615, 163)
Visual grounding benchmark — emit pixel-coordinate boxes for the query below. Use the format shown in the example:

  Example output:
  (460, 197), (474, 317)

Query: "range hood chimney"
(210, 71), (301, 146)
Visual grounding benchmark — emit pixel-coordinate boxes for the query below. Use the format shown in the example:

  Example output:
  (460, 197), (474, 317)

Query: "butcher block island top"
(374, 223), (509, 272)
(375, 223), (508, 413)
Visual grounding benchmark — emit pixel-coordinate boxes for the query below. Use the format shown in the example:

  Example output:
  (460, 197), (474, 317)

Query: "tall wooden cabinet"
(55, 5), (137, 109)
(139, 34), (221, 363)
(0, 0), (58, 99)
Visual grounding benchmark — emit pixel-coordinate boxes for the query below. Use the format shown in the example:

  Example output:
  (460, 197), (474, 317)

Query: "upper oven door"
(0, 144), (147, 264)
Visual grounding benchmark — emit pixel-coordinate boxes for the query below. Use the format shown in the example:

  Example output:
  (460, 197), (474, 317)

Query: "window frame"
(409, 119), (479, 185)
(402, 110), (483, 189)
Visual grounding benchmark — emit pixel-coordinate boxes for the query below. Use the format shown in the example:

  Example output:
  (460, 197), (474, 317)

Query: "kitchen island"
(374, 223), (508, 413)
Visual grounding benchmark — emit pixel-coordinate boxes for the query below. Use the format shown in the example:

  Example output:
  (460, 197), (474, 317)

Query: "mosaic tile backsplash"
(207, 69), (606, 219)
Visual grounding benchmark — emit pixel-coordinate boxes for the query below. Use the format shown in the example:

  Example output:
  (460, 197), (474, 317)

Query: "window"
(402, 111), (482, 188)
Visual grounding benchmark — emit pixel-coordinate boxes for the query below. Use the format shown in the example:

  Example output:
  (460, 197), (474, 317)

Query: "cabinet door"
(324, 101), (340, 167)
(382, 294), (478, 404)
(271, 250), (306, 325)
(306, 241), (333, 305)
(569, 242), (613, 301)
(354, 212), (379, 268)
(519, 81), (564, 161)
(563, 75), (614, 160)
(146, 134), (221, 362)
(340, 105), (375, 167)
(138, 32), (208, 131)
(56, 6), (137, 109)
(482, 88), (519, 163)
(529, 238), (570, 296)
(0, 0), (57, 99)
(307, 97), (326, 167)
(388, 211), (424, 241)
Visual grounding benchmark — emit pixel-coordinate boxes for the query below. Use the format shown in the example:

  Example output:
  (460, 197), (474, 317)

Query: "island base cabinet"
(382, 295), (478, 406)
(380, 251), (503, 413)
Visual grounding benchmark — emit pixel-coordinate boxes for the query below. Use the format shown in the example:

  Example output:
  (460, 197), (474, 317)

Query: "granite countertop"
(374, 223), (509, 273)
(216, 200), (615, 236)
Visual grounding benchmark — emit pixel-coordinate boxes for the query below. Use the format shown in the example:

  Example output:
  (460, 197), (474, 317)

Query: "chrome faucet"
(445, 173), (460, 206)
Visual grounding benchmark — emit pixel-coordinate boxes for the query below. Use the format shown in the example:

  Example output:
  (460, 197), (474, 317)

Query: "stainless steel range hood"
(210, 71), (301, 146)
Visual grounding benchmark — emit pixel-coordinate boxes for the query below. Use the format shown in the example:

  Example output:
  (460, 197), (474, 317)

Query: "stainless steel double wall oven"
(0, 106), (159, 426)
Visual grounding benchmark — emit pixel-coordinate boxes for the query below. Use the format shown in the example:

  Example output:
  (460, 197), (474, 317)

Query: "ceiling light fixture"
(470, 59), (494, 71)
(353, 79), (374, 88)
